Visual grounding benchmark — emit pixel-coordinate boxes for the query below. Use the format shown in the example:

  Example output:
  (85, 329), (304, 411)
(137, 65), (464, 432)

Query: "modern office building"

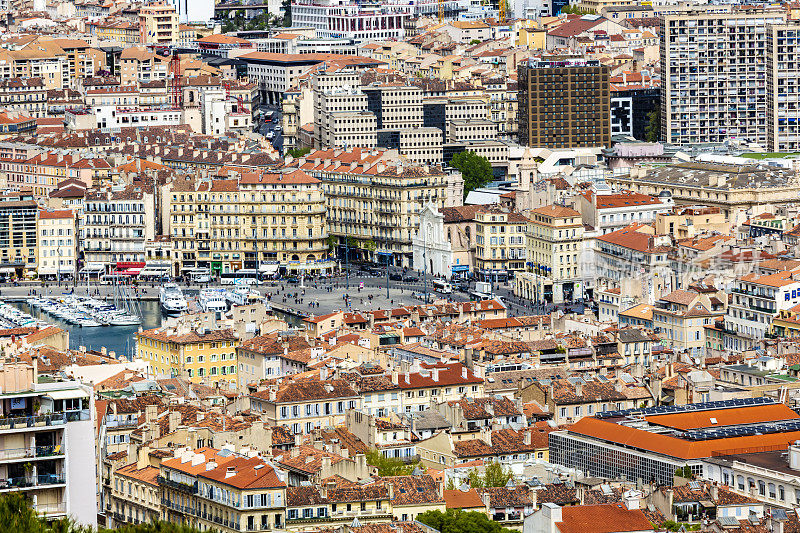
(518, 59), (611, 149)
(660, 8), (787, 146)
(549, 397), (800, 486)
(0, 357), (97, 526)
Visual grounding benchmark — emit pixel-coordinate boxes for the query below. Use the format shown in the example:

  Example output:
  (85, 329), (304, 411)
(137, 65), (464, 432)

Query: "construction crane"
(499, 0), (507, 23)
(147, 45), (182, 109)
(222, 79), (249, 116)
(438, 0), (443, 21)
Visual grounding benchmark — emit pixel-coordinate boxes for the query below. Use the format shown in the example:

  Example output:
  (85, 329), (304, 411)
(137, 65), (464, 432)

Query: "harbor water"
(15, 300), (163, 359)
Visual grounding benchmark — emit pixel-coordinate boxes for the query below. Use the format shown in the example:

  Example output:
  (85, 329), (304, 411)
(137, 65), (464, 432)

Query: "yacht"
(199, 288), (228, 314)
(160, 283), (189, 315)
(225, 287), (261, 308)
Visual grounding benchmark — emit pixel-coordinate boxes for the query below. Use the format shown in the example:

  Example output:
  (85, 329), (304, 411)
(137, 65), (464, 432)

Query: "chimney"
(575, 380), (583, 397)
(31, 352), (38, 380)
(461, 367), (467, 379)
(225, 466), (237, 478)
(145, 404), (157, 423)
(523, 430), (531, 446)
(168, 410), (181, 433)
(432, 368), (440, 382)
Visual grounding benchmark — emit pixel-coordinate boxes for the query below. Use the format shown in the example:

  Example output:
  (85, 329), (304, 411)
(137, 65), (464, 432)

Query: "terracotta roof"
(556, 503), (654, 533)
(383, 475), (444, 506)
(443, 488), (485, 509)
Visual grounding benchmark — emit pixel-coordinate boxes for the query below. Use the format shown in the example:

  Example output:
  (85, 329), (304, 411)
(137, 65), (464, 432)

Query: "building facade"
(518, 59), (611, 149)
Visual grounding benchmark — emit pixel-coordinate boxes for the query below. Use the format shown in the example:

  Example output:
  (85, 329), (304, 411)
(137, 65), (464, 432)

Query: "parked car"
(389, 273), (403, 281)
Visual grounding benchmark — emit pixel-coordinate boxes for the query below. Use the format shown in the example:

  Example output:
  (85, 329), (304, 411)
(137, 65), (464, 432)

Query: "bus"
(432, 280), (452, 294)
(188, 268), (212, 284)
(221, 269), (262, 286)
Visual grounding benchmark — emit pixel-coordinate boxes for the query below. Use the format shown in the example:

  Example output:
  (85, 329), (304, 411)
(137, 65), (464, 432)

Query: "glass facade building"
(549, 431), (704, 486)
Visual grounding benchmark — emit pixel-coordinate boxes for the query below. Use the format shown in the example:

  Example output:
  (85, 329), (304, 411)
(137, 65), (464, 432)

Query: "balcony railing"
(0, 474), (66, 489)
(0, 445), (64, 461)
(158, 476), (198, 494)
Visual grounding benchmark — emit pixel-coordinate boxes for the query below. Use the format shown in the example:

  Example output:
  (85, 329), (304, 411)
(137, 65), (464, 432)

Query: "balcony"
(0, 445), (64, 462)
(0, 474), (66, 490)
(0, 410), (89, 430)
(157, 475), (198, 494)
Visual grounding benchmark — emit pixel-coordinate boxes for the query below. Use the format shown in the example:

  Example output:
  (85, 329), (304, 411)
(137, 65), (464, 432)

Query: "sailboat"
(109, 276), (142, 326)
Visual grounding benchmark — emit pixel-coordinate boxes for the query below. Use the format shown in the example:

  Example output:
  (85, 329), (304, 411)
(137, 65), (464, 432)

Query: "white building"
(413, 204), (453, 279)
(37, 209), (77, 280)
(724, 270), (800, 351)
(200, 89), (252, 136)
(576, 189), (673, 235)
(292, 0), (411, 42)
(0, 360), (97, 527)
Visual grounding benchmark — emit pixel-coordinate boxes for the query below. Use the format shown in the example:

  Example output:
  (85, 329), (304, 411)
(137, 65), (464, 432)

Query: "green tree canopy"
(450, 151), (493, 199)
(0, 492), (204, 533)
(467, 461), (514, 488)
(417, 509), (518, 533)
(287, 147), (311, 158)
(645, 108), (660, 142)
(365, 449), (421, 476)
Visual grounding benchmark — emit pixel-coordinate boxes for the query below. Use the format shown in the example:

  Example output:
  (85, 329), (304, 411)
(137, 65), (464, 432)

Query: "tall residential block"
(518, 59), (611, 149)
(660, 8), (787, 146)
(767, 22), (800, 152)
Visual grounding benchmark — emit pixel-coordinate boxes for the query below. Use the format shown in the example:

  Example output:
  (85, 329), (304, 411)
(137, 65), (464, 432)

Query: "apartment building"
(106, 457), (160, 527)
(0, 78), (47, 118)
(249, 379), (361, 433)
(0, 44), (66, 90)
(515, 205), (583, 305)
(81, 185), (156, 273)
(362, 83), (425, 130)
(293, 148), (461, 267)
(0, 359), (96, 526)
(725, 270), (800, 351)
(139, 2), (179, 45)
(135, 325), (239, 385)
(160, 449), (286, 533)
(37, 209), (77, 280)
(474, 207), (529, 281)
(518, 58), (611, 149)
(652, 289), (726, 352)
(767, 22), (800, 151)
(292, 0), (411, 42)
(660, 8), (787, 146)
(0, 193), (37, 278)
(119, 48), (168, 85)
(593, 223), (672, 303)
(575, 190), (672, 234)
(286, 481), (391, 531)
(169, 171), (331, 276)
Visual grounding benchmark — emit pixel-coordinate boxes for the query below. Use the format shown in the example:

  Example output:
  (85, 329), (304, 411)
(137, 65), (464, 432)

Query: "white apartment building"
(37, 209), (77, 280)
(724, 270), (800, 351)
(766, 22), (800, 152)
(661, 8), (787, 146)
(292, 0), (411, 42)
(0, 359), (97, 527)
(576, 190), (673, 234)
(81, 186), (156, 273)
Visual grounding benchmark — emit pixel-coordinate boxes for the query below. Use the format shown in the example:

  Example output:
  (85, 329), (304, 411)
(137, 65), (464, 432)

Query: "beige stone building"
(169, 170), (332, 275)
(514, 204), (584, 304)
(474, 207), (529, 281)
(291, 148), (462, 267)
(37, 209), (77, 280)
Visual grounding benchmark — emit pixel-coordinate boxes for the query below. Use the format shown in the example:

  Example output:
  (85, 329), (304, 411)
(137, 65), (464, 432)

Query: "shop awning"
(58, 267), (74, 273)
(110, 268), (141, 276)
(45, 389), (89, 401)
(259, 264), (280, 273)
(80, 263), (105, 273)
(0, 267), (16, 273)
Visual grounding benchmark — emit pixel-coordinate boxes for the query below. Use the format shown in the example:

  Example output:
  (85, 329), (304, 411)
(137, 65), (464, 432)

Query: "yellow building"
(514, 205), (583, 304)
(95, 20), (140, 45)
(139, 2), (179, 45)
(475, 207), (529, 280)
(286, 482), (391, 531)
(135, 326), (239, 386)
(169, 170), (333, 276)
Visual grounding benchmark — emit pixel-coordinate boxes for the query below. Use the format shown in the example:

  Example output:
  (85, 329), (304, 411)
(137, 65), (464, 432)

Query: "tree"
(281, 0), (292, 26)
(645, 108), (661, 142)
(469, 39), (482, 45)
(417, 509), (518, 533)
(450, 151), (493, 199)
(287, 147), (311, 158)
(365, 449), (421, 476)
(674, 465), (694, 480)
(467, 461), (514, 488)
